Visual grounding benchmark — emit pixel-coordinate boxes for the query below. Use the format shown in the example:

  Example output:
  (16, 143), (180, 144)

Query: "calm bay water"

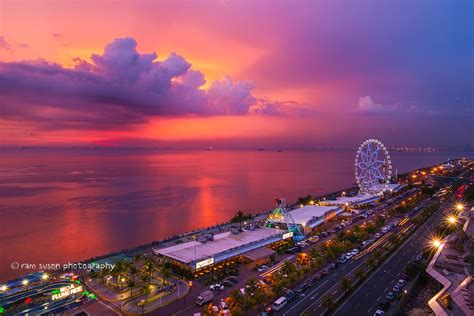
(0, 148), (472, 280)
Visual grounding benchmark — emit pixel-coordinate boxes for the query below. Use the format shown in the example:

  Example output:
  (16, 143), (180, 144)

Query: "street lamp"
(42, 273), (48, 281)
(22, 279), (29, 292)
(432, 239), (442, 248)
(0, 285), (7, 292)
(456, 203), (464, 212)
(448, 216), (457, 225)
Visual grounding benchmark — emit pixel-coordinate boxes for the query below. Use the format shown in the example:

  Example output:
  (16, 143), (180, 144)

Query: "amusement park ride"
(265, 138), (393, 241)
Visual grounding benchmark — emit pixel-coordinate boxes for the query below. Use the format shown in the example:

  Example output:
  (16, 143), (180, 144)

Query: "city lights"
(432, 239), (442, 248)
(456, 203), (464, 211)
(42, 273), (48, 280)
(0, 285), (7, 292)
(22, 280), (29, 286)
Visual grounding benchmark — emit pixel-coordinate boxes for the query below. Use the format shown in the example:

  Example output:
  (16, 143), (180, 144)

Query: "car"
(225, 276), (238, 284)
(319, 231), (329, 238)
(272, 297), (288, 311)
(415, 254), (423, 261)
(303, 281), (312, 291)
(381, 227), (389, 233)
(374, 233), (381, 239)
(339, 255), (347, 263)
(351, 248), (359, 256)
(328, 262), (337, 270)
(284, 289), (295, 302)
(222, 280), (233, 287)
(393, 284), (401, 293)
(313, 272), (323, 280)
(210, 284), (224, 291)
(378, 300), (391, 311)
(258, 265), (269, 272)
(219, 300), (229, 311)
(374, 309), (385, 316)
(386, 291), (396, 302)
(294, 286), (304, 296)
(345, 252), (353, 259)
(322, 267), (331, 275)
(397, 279), (407, 287)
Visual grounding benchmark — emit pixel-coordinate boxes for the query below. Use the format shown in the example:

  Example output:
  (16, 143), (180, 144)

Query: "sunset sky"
(0, 0), (472, 148)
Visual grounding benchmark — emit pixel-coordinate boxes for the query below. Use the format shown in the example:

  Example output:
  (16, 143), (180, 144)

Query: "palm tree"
(321, 294), (336, 311)
(143, 259), (155, 281)
(129, 266), (138, 282)
(231, 211), (246, 229)
(142, 283), (151, 303)
(355, 267), (365, 281)
(159, 265), (171, 285)
(340, 276), (352, 293)
(127, 279), (136, 297)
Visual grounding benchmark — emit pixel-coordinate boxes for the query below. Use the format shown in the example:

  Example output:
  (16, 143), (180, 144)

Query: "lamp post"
(22, 279), (29, 292)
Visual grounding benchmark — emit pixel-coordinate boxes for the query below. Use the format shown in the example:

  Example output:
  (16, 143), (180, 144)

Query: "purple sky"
(0, 0), (472, 148)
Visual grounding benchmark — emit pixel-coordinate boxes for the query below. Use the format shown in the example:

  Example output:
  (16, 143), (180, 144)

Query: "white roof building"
(155, 227), (285, 270)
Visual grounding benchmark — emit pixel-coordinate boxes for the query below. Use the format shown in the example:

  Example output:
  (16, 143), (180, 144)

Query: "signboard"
(282, 232), (294, 239)
(52, 284), (83, 301)
(195, 258), (214, 269)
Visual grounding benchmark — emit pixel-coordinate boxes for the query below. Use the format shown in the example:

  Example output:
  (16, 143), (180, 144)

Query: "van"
(272, 296), (288, 311)
(195, 290), (214, 306)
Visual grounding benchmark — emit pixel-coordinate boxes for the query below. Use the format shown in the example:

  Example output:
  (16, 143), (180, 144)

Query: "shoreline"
(0, 159), (458, 284)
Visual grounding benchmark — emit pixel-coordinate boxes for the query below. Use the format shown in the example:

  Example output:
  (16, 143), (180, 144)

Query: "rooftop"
(156, 227), (284, 265)
(273, 205), (340, 227)
(321, 194), (378, 206)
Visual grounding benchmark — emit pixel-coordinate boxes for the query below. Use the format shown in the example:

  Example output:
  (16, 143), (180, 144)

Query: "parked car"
(225, 276), (238, 284)
(257, 265), (269, 272)
(219, 300), (229, 312)
(393, 284), (401, 293)
(319, 231), (329, 238)
(397, 279), (407, 287)
(209, 284), (224, 291)
(339, 255), (348, 263)
(374, 233), (381, 239)
(272, 297), (288, 311)
(322, 267), (331, 275)
(374, 309), (385, 316)
(345, 252), (353, 259)
(379, 300), (391, 311)
(351, 248), (359, 256)
(222, 280), (233, 287)
(386, 291), (396, 302)
(196, 290), (214, 306)
(284, 289), (295, 302)
(313, 272), (323, 280)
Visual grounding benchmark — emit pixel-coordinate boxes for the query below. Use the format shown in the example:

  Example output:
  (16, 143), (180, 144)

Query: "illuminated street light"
(22, 279), (29, 286)
(42, 273), (48, 280)
(432, 239), (442, 248)
(448, 216), (457, 224)
(456, 203), (464, 211)
(0, 285), (7, 292)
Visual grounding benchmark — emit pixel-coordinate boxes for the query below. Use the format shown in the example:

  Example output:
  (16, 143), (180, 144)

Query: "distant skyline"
(0, 0), (472, 148)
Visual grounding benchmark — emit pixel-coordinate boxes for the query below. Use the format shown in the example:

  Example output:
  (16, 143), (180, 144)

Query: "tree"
(321, 294), (336, 311)
(142, 284), (152, 303)
(355, 267), (365, 281)
(367, 256), (377, 269)
(340, 276), (352, 293)
(129, 266), (138, 282)
(127, 279), (136, 297)
(160, 265), (171, 285)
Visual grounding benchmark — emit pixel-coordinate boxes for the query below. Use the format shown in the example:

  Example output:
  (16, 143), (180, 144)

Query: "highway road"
(276, 196), (432, 316)
(334, 174), (470, 316)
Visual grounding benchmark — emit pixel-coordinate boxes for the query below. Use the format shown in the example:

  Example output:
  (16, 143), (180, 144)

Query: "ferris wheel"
(355, 139), (392, 195)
